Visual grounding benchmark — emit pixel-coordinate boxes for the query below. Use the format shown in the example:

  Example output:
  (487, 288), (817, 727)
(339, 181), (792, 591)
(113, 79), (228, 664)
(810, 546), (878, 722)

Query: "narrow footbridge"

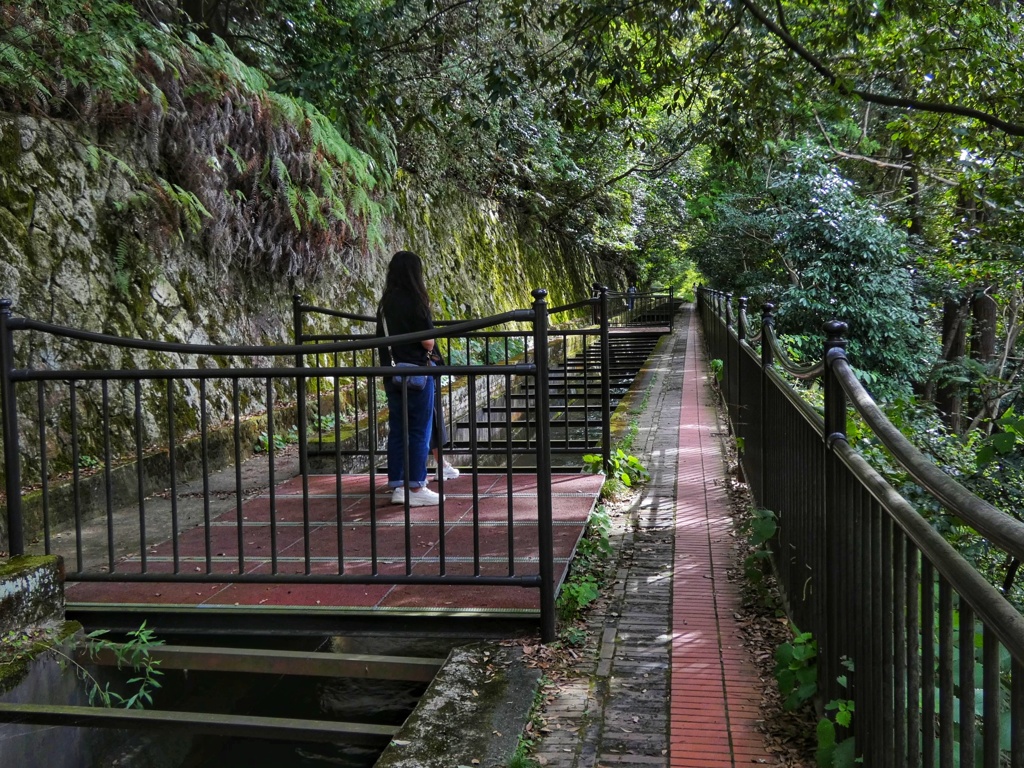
(4, 283), (1019, 768)
(0, 286), (676, 641)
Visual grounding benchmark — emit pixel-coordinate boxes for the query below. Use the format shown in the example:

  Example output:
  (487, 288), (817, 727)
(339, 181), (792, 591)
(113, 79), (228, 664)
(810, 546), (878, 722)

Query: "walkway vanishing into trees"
(3, 292), (1024, 767)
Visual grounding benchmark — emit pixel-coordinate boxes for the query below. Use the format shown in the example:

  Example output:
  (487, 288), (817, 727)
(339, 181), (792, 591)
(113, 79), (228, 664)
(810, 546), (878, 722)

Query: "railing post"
(0, 299), (24, 556)
(725, 293), (734, 409)
(293, 295), (309, 480)
(822, 319), (849, 716)
(735, 296), (747, 451)
(823, 320), (849, 441)
(597, 285), (611, 470)
(759, 303), (775, 510)
(532, 288), (556, 643)
(669, 287), (675, 333)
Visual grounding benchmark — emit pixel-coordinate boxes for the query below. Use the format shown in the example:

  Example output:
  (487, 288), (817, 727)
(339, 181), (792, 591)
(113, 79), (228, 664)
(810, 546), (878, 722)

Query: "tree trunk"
(935, 297), (968, 432)
(903, 148), (925, 238)
(970, 291), (998, 363)
(179, 1), (228, 43)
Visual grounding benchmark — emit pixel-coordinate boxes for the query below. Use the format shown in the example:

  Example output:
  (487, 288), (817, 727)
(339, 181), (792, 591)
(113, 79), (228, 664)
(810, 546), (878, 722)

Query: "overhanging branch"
(738, 0), (1024, 138)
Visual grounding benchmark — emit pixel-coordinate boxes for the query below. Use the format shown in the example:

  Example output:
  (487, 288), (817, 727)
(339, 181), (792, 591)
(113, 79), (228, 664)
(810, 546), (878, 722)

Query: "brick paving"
(532, 306), (773, 768)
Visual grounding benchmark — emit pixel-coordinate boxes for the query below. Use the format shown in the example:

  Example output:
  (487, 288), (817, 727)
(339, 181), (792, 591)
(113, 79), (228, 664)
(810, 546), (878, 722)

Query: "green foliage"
(583, 449), (650, 489)
(774, 628), (818, 711)
(0, 0), (384, 280)
(78, 454), (101, 470)
(561, 625), (588, 647)
(1, 622), (166, 710)
(816, 658), (859, 768)
(846, 396), (1024, 608)
(255, 427), (298, 453)
(816, 718), (858, 768)
(309, 411), (337, 435)
(557, 505), (612, 622)
(83, 622), (164, 709)
(508, 743), (541, 768)
(976, 407), (1024, 467)
(740, 507), (777, 595)
(708, 358), (724, 383)
(0, 0), (184, 115)
(153, 177), (212, 239)
(557, 576), (600, 621)
(688, 143), (933, 391)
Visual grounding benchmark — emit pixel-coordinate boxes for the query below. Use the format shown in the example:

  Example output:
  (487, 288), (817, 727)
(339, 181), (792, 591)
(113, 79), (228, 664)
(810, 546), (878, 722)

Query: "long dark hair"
(379, 250), (430, 318)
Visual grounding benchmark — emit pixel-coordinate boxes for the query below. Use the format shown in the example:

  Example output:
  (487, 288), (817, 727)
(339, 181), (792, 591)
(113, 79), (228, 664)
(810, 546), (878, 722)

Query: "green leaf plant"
(1, 621), (164, 710)
(582, 448), (651, 490)
(816, 658), (859, 768)
(773, 627), (818, 711)
(740, 507), (778, 605)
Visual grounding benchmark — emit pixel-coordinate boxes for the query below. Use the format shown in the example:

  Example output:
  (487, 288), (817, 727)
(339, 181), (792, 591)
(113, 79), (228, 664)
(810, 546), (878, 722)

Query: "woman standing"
(377, 251), (442, 506)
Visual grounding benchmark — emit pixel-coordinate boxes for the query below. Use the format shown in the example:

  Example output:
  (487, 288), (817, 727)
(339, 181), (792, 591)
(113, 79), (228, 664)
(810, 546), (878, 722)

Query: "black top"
(377, 292), (433, 366)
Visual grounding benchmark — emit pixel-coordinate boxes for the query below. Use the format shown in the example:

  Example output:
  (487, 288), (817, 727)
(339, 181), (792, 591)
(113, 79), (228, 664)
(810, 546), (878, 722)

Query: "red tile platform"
(65, 473), (604, 617)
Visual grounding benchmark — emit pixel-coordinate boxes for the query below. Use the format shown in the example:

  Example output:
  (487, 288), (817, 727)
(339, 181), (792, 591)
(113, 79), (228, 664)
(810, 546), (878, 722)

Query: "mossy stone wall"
(0, 111), (614, 538)
(0, 111), (599, 339)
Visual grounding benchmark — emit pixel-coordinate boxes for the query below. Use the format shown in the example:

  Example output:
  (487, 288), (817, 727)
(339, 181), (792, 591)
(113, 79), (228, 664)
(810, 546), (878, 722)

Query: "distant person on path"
(377, 250), (442, 507)
(627, 284), (637, 310)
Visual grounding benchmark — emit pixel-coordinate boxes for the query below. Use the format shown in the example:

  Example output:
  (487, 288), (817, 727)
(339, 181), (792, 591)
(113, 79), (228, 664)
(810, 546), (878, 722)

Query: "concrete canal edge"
(1, 557), (543, 767)
(375, 642), (541, 768)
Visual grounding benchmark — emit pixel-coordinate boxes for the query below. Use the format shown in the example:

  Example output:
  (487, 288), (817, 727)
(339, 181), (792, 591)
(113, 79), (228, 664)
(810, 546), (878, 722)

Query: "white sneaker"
(437, 461), (460, 481)
(391, 486), (443, 506)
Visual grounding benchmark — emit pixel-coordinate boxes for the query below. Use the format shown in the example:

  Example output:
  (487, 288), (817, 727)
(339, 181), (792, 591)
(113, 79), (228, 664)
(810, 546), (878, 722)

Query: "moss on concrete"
(375, 643), (541, 768)
(0, 620), (82, 693)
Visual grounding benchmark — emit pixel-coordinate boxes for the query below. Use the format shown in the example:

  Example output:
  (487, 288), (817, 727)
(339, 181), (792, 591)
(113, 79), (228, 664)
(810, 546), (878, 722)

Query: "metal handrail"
(697, 286), (1024, 766)
(763, 324), (826, 379)
(830, 351), (1024, 561)
(293, 300), (375, 325)
(701, 285), (1022, 555)
(700, 286), (823, 378)
(832, 439), (1024, 661)
(11, 311), (533, 360)
(547, 297), (597, 315)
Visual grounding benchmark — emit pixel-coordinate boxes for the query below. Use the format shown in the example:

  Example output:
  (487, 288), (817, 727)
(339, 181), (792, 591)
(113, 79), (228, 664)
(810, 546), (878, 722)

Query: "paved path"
(533, 305), (774, 768)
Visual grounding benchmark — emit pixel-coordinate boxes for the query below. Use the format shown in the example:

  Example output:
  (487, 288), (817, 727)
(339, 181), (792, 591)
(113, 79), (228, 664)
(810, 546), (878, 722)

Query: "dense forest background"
(1, 1), (1023, 566)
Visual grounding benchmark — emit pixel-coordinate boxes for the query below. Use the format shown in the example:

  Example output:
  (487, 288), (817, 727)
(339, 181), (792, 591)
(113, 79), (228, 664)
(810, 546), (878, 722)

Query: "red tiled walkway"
(671, 314), (770, 766)
(64, 472), (604, 617)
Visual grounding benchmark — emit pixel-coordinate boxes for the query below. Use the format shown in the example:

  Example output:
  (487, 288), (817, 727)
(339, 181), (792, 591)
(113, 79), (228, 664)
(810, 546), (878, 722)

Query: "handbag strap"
(381, 312), (431, 367)
(379, 313), (397, 367)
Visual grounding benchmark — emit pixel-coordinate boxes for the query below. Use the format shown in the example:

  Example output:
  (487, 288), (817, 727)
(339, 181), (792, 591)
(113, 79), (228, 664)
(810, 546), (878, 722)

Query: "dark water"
(103, 668), (425, 768)
(181, 674), (426, 768)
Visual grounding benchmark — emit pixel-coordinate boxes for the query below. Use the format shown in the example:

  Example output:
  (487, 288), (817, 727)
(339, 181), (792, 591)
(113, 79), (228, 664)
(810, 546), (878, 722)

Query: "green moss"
(0, 123), (20, 168)
(0, 200), (30, 248)
(0, 555), (55, 579)
(0, 620), (83, 692)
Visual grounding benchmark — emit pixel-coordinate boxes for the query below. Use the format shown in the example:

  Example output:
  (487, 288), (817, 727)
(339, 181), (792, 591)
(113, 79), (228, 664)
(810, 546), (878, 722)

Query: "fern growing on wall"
(0, 0), (386, 281)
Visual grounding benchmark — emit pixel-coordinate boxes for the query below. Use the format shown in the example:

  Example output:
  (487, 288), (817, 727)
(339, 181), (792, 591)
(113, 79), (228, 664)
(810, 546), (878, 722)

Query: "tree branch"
(738, 0), (1024, 137)
(812, 113), (959, 186)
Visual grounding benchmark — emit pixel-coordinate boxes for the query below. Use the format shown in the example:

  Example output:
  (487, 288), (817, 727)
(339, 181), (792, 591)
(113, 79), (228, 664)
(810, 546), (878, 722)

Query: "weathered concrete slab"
(375, 642), (540, 768)
(0, 555), (65, 636)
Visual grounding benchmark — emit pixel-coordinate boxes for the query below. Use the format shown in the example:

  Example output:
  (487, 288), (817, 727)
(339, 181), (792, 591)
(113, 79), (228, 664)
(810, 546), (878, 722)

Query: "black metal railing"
(0, 291), (565, 639)
(605, 289), (676, 331)
(294, 287), (615, 471)
(698, 286), (1024, 768)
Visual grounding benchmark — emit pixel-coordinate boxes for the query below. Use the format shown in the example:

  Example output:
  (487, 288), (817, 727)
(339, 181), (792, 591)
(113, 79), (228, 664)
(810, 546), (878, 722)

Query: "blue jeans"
(386, 376), (434, 488)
